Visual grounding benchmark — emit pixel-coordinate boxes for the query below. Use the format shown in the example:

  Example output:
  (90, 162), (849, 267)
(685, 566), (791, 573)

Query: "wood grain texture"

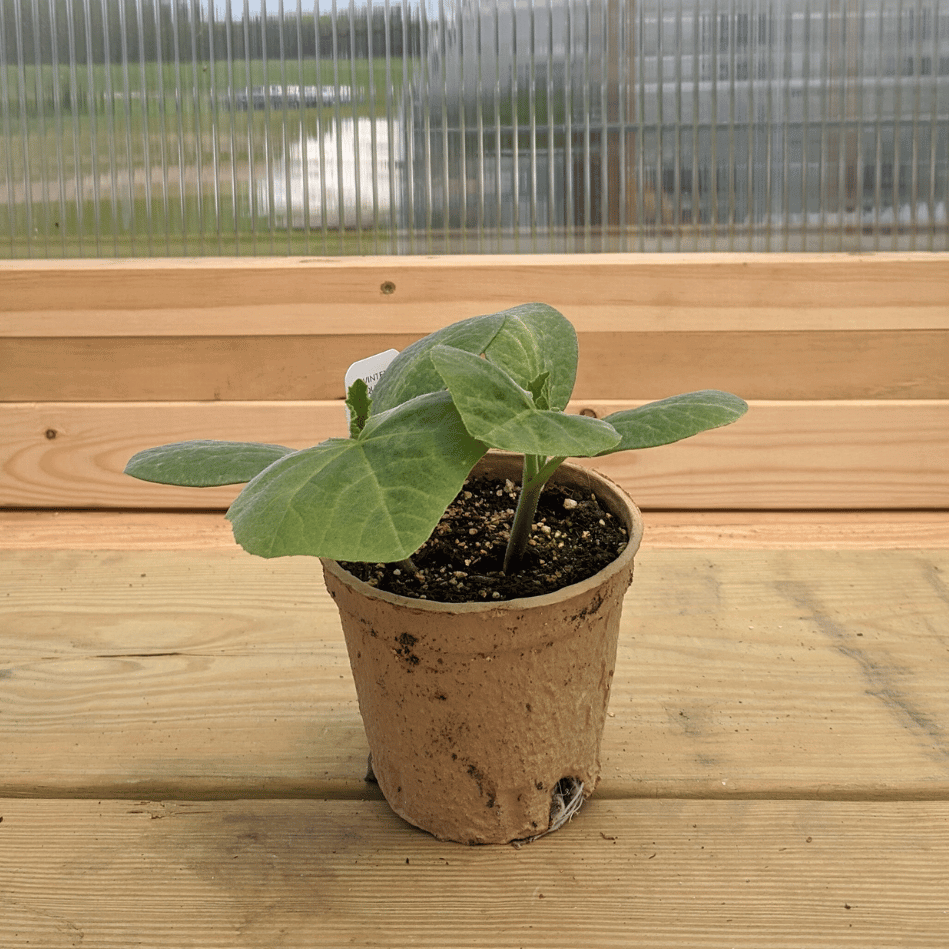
(5, 329), (947, 401)
(3, 400), (948, 509)
(3, 253), (948, 336)
(3, 549), (947, 800)
(0, 798), (946, 948)
(4, 510), (949, 551)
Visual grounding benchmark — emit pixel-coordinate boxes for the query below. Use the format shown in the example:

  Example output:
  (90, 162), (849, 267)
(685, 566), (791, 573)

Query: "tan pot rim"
(321, 455), (644, 614)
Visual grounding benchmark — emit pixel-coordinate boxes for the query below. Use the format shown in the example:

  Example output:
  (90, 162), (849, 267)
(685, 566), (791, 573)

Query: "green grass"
(1, 57), (412, 258)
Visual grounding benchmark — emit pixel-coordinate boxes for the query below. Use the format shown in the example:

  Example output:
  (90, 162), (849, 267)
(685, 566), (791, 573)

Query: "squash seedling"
(125, 304), (747, 574)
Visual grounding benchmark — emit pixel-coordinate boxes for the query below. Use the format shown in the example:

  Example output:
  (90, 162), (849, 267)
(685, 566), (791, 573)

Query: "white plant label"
(344, 349), (399, 420)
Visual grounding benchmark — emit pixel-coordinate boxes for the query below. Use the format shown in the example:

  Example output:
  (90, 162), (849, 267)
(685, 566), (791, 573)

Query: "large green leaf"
(431, 345), (620, 458)
(598, 391), (749, 454)
(124, 440), (295, 487)
(370, 303), (578, 413)
(226, 390), (487, 561)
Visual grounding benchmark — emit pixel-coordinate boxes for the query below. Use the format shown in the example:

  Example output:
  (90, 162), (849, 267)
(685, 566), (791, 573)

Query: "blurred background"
(1, 0), (946, 256)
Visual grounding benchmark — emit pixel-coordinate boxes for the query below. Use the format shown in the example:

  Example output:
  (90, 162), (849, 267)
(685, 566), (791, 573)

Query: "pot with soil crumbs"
(322, 453), (643, 845)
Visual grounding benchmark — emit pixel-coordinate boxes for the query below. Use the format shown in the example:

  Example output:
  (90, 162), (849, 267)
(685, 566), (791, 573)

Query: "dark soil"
(338, 475), (629, 603)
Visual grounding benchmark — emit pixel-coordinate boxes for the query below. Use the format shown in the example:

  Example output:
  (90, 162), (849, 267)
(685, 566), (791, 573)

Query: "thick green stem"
(502, 455), (566, 574)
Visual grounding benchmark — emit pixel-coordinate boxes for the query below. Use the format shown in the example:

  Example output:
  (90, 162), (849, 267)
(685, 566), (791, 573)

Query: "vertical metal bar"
(28, 0), (52, 256)
(762, 0), (775, 250)
(909, 0), (924, 246)
(709, 0), (719, 247)
(890, 0), (903, 249)
(926, 0), (941, 249)
(116, 0), (137, 256)
(46, 0), (70, 256)
(80, 0), (103, 254)
(474, 0), (487, 252)
(258, 0), (276, 253)
(401, 0), (415, 252)
(223, 0), (242, 255)
(208, 0), (225, 255)
(528, 0), (538, 251)
(186, 0), (206, 255)
(313, 0), (330, 255)
(241, 0), (258, 254)
(12, 0), (34, 258)
(168, 0), (188, 252)
(416, 0), (434, 250)
(297, 0), (312, 252)
(581, 4), (593, 252)
(276, 0), (292, 254)
(510, 0), (521, 251)
(673, 0), (684, 250)
(800, 0), (812, 248)
(563, 0), (574, 249)
(456, 0), (469, 251)
(726, 0), (736, 249)
(0, 0), (17, 256)
(383, 0), (398, 251)
(636, 0), (647, 251)
(365, 0), (380, 252)
(747, 0), (757, 249)
(655, 0), (666, 251)
(691, 0), (702, 250)
(545, 0), (557, 250)
(872, 0), (884, 249)
(599, 0), (609, 251)
(96, 0), (121, 254)
(151, 0), (171, 254)
(346, 0), (363, 251)
(780, 2), (791, 250)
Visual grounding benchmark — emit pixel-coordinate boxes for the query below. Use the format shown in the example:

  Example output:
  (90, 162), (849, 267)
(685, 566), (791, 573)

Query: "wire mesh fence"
(1, 0), (946, 257)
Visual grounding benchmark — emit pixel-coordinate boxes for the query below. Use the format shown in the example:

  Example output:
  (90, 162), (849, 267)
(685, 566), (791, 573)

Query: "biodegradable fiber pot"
(321, 455), (644, 845)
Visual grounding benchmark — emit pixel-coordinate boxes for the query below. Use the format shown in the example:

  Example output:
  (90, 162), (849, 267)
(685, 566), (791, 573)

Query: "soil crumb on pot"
(339, 476), (629, 602)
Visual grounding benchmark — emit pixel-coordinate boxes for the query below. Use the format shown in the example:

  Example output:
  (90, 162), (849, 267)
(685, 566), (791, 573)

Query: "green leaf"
(346, 378), (372, 436)
(370, 303), (578, 413)
(430, 345), (620, 458)
(226, 390), (488, 561)
(598, 391), (749, 455)
(526, 371), (551, 410)
(124, 441), (295, 487)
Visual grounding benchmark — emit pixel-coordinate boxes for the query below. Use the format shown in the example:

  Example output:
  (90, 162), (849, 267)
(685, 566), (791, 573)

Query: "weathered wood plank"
(6, 329), (947, 401)
(2, 549), (947, 800)
(3, 253), (948, 336)
(0, 798), (946, 948)
(3, 400), (949, 509)
(4, 510), (949, 551)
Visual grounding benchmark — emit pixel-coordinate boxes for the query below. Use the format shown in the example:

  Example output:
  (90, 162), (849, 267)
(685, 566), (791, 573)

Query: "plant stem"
(502, 454), (566, 574)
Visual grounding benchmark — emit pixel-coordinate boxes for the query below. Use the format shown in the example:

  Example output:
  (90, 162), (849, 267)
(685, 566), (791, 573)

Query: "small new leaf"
(346, 378), (372, 437)
(527, 371), (551, 411)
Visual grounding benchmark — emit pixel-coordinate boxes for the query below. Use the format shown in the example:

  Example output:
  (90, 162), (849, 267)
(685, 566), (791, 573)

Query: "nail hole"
(45, 429), (58, 440)
(380, 281), (396, 295)
(579, 408), (598, 418)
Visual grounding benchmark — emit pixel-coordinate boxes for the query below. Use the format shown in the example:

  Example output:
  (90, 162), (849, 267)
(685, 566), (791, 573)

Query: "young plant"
(125, 304), (747, 573)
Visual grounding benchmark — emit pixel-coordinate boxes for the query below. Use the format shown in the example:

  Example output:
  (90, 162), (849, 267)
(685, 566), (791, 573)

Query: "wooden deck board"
(3, 548), (947, 801)
(1, 798), (947, 948)
(4, 510), (949, 551)
(4, 400), (949, 509)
